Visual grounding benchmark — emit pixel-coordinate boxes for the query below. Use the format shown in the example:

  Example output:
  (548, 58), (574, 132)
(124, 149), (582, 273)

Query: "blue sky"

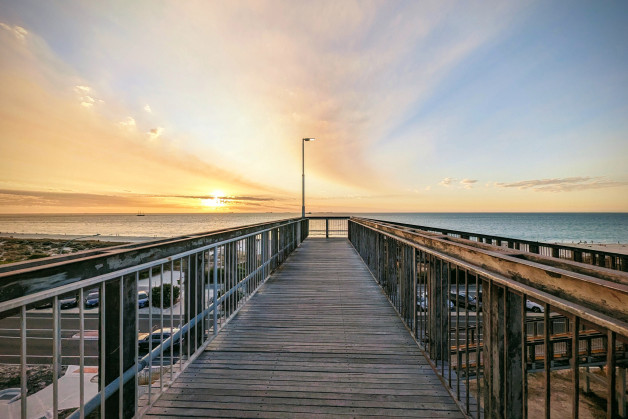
(0, 1), (626, 212)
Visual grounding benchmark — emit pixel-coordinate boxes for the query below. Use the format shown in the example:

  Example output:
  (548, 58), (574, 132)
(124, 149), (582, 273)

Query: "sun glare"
(201, 190), (226, 208)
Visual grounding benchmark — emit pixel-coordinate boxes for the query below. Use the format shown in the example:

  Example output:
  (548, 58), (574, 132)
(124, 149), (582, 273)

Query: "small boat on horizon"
(136, 211), (145, 216)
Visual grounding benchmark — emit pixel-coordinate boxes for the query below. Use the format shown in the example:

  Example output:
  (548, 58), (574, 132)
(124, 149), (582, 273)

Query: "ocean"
(0, 213), (626, 244)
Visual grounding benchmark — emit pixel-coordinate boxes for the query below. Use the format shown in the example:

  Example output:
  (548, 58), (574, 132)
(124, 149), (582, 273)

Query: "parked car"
(59, 295), (78, 309)
(0, 388), (21, 404)
(526, 300), (544, 313)
(138, 291), (149, 308)
(470, 291), (483, 310)
(448, 292), (476, 310)
(138, 327), (181, 351)
(417, 293), (455, 312)
(84, 291), (99, 308)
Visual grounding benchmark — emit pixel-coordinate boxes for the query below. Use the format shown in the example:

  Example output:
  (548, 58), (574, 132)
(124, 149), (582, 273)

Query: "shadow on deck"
(145, 238), (464, 418)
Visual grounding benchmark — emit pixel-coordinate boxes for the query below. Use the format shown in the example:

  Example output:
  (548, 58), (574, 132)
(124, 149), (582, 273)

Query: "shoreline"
(2, 232), (627, 255)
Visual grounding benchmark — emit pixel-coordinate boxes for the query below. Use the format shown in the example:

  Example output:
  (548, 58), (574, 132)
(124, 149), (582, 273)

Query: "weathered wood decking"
(146, 238), (464, 418)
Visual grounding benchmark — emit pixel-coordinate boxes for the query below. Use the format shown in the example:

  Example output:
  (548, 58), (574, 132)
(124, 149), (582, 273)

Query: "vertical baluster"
(572, 317), (580, 419)
(100, 286), (106, 418)
(214, 247), (219, 336)
(170, 260), (174, 381)
(148, 267), (153, 404)
(53, 295), (60, 419)
(544, 304), (551, 419)
(455, 265), (460, 399)
(20, 305), (27, 418)
(119, 277), (124, 418)
(135, 272), (139, 413)
(179, 258), (184, 369)
(160, 264), (164, 393)
(78, 288), (85, 419)
(608, 331), (617, 418)
(476, 274), (481, 419)
(465, 269), (470, 414)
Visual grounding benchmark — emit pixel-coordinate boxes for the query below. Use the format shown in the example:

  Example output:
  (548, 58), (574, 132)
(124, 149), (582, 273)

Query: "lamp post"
(302, 138), (315, 218)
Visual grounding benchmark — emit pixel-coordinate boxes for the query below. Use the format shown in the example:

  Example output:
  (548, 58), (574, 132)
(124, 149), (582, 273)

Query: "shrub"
(151, 284), (180, 308)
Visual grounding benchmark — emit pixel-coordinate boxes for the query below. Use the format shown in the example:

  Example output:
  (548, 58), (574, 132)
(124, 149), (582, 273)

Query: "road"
(0, 310), (190, 365)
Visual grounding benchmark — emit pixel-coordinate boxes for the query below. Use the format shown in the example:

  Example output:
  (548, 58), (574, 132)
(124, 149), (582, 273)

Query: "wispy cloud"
(439, 177), (456, 187)
(495, 177), (628, 192)
(0, 22), (27, 41)
(73, 85), (102, 108)
(0, 189), (282, 211)
(118, 116), (136, 130)
(144, 104), (152, 113)
(460, 179), (478, 189)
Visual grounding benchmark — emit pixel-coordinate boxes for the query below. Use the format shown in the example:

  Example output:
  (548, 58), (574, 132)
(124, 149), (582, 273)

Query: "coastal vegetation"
(0, 237), (126, 265)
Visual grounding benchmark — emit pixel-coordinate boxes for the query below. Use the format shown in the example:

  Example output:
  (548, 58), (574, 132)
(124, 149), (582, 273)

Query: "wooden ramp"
(146, 238), (464, 418)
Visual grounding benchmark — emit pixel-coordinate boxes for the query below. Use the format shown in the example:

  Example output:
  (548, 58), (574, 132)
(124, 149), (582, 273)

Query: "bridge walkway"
(145, 238), (464, 418)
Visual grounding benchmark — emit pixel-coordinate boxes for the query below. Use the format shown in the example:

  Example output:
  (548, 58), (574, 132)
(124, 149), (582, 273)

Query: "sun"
(201, 190), (226, 208)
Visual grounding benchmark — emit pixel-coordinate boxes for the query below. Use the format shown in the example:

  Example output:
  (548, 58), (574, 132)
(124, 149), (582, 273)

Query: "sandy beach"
(565, 242), (628, 255)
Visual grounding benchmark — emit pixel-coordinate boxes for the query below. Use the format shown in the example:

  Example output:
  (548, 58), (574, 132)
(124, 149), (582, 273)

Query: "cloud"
(144, 104), (152, 113)
(0, 28), (291, 208)
(73, 85), (102, 108)
(439, 177), (456, 187)
(424, 186), (431, 191)
(495, 177), (628, 192)
(148, 126), (164, 140)
(0, 23), (28, 41)
(0, 189), (282, 211)
(118, 116), (136, 129)
(460, 179), (478, 189)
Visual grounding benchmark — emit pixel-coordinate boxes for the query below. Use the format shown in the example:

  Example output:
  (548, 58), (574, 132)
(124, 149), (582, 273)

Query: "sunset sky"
(0, 1), (627, 213)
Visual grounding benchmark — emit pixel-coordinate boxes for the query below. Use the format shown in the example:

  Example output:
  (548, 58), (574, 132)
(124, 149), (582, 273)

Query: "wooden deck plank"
(145, 238), (463, 418)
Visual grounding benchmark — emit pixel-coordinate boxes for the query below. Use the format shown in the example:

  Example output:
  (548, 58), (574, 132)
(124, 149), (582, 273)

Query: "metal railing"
(307, 216), (349, 237)
(0, 218), (308, 418)
(360, 218), (628, 272)
(349, 217), (628, 419)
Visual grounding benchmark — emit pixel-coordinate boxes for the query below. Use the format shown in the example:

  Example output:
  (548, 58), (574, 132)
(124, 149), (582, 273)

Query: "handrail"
(357, 217), (628, 272)
(306, 216), (349, 238)
(349, 218), (628, 418)
(0, 217), (309, 419)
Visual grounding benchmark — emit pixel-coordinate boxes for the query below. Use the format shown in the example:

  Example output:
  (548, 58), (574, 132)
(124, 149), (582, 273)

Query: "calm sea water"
(0, 213), (626, 244)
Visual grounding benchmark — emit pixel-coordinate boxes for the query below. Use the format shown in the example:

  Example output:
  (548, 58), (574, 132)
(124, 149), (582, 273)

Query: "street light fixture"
(302, 138), (315, 218)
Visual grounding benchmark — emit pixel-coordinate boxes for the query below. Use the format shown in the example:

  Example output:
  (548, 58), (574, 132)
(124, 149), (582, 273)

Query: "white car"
(526, 300), (544, 313)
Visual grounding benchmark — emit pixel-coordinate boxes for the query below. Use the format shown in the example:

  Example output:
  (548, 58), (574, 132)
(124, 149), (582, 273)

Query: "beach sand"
(566, 242), (628, 255)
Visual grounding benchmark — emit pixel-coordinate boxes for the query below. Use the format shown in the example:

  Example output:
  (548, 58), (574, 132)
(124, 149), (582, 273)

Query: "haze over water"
(0, 213), (626, 244)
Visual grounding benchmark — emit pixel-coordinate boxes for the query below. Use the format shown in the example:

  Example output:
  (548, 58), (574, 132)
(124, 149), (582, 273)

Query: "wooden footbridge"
(1, 216), (626, 418)
(145, 238), (464, 418)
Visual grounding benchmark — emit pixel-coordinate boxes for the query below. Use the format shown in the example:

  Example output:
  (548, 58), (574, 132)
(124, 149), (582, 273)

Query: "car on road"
(417, 293), (455, 312)
(138, 327), (181, 351)
(0, 388), (21, 404)
(138, 291), (149, 308)
(59, 295), (78, 309)
(449, 292), (476, 310)
(526, 300), (544, 313)
(84, 291), (99, 308)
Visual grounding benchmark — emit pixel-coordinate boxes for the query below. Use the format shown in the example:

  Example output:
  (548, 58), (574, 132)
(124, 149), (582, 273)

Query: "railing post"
(103, 274), (137, 418)
(185, 253), (204, 350)
(429, 257), (449, 361)
(213, 247), (218, 336)
(505, 290), (524, 419)
(296, 221), (301, 246)
(325, 218), (329, 238)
